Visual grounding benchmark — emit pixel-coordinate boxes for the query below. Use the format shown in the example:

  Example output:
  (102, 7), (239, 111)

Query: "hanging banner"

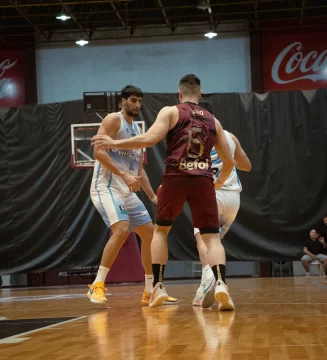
(262, 30), (327, 91)
(0, 50), (25, 108)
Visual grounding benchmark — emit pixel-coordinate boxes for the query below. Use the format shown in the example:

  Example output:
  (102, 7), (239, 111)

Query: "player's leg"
(88, 190), (130, 304)
(149, 224), (171, 307)
(189, 177), (234, 311)
(211, 191), (239, 310)
(190, 181), (223, 308)
(125, 192), (179, 306)
(125, 193), (154, 304)
(192, 193), (225, 306)
(192, 230), (214, 306)
(126, 193), (153, 272)
(219, 191), (240, 241)
(149, 176), (186, 307)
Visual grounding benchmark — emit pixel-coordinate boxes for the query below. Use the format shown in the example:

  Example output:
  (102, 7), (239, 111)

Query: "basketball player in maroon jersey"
(91, 74), (235, 309)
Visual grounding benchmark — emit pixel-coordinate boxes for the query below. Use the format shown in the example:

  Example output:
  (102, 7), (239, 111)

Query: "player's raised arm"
(91, 106), (174, 150)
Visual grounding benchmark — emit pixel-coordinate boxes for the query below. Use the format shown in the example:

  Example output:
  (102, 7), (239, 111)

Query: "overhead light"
(76, 39), (89, 46)
(56, 12), (71, 21)
(204, 31), (217, 39)
(197, 0), (210, 11)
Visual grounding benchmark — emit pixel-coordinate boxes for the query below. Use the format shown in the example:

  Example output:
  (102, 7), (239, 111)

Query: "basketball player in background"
(192, 101), (252, 310)
(88, 85), (177, 306)
(91, 74), (235, 309)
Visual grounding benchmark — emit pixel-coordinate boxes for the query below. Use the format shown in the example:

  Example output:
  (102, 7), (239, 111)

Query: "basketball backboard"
(71, 121), (147, 169)
(83, 91), (122, 113)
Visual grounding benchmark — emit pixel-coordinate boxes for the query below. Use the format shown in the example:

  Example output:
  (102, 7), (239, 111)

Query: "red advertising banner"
(262, 30), (327, 92)
(0, 50), (26, 108)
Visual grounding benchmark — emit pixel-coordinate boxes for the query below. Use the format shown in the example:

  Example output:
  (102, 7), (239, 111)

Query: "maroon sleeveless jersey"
(164, 102), (216, 177)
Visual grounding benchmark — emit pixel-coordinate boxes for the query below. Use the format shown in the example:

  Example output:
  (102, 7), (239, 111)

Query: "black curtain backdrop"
(0, 89), (326, 274)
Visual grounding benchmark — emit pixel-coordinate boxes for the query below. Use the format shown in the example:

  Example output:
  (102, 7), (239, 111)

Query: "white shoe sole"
(149, 294), (169, 308)
(192, 298), (202, 306)
(201, 278), (216, 309)
(215, 291), (235, 311)
(219, 302), (235, 311)
(87, 293), (107, 304)
(163, 299), (179, 305)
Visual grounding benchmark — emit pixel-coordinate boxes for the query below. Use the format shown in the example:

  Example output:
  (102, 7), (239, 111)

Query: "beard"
(125, 108), (138, 117)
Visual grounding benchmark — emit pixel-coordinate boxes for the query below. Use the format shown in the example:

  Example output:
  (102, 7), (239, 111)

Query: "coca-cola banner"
(262, 30), (327, 91)
(0, 50), (26, 108)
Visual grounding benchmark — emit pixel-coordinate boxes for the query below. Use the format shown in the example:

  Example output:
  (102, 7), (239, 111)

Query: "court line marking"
(0, 316), (87, 344)
(0, 294), (97, 303)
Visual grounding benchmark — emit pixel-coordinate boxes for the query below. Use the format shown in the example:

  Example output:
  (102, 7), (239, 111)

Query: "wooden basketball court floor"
(0, 276), (326, 360)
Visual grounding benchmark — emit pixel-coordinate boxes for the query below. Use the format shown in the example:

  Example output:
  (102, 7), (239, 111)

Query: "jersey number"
(186, 127), (204, 159)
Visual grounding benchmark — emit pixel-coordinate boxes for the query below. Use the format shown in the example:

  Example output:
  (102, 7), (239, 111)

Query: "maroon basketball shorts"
(156, 175), (219, 234)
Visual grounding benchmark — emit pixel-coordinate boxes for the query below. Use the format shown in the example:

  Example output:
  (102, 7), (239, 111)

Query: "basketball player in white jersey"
(193, 102), (252, 310)
(88, 85), (177, 305)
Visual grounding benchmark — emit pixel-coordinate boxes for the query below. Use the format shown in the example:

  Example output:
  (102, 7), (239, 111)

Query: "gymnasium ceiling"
(1, 0), (327, 45)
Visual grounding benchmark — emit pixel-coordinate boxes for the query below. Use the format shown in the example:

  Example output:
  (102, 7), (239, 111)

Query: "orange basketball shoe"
(87, 282), (107, 304)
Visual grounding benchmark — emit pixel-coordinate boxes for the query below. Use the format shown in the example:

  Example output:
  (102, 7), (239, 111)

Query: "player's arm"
(91, 106), (173, 150)
(213, 119), (235, 188)
(229, 133), (252, 172)
(93, 114), (140, 192)
(137, 151), (157, 203)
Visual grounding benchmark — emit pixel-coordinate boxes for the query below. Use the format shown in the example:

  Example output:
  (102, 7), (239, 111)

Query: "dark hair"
(179, 74), (201, 96)
(199, 100), (213, 114)
(323, 214), (327, 219)
(121, 85), (143, 100)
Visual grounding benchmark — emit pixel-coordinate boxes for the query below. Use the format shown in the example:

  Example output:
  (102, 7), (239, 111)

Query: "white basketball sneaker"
(149, 282), (169, 308)
(215, 281), (235, 311)
(201, 276), (216, 309)
(192, 284), (205, 306)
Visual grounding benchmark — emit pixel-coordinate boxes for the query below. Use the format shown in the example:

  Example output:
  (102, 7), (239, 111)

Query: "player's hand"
(214, 179), (223, 190)
(312, 255), (317, 261)
(122, 172), (141, 192)
(150, 195), (158, 204)
(91, 134), (115, 149)
(319, 236), (325, 243)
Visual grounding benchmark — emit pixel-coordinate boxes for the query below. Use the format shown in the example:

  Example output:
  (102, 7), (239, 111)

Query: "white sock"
(145, 274), (154, 293)
(93, 266), (110, 284)
(205, 264), (214, 280)
(201, 267), (206, 285)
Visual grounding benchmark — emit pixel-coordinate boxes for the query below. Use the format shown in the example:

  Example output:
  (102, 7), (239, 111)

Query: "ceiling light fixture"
(197, 0), (210, 11)
(204, 31), (217, 39)
(56, 12), (71, 21)
(76, 39), (89, 46)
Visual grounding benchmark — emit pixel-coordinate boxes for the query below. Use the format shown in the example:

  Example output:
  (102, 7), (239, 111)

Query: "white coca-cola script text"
(271, 42), (327, 84)
(0, 58), (18, 99)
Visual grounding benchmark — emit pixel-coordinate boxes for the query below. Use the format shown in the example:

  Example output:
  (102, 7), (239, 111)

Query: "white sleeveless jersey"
(91, 112), (142, 196)
(211, 130), (242, 192)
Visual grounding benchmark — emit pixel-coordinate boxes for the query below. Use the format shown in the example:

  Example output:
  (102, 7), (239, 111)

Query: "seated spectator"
(318, 215), (327, 246)
(301, 229), (327, 276)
